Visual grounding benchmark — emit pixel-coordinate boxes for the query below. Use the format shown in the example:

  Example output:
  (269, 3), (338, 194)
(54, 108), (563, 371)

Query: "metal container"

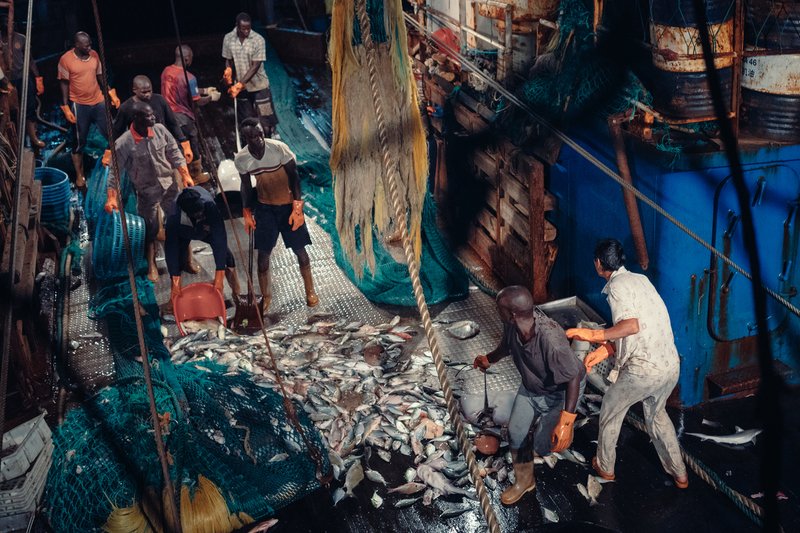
(476, 0), (559, 23)
(651, 0), (735, 26)
(645, 17), (733, 120)
(741, 1), (800, 142)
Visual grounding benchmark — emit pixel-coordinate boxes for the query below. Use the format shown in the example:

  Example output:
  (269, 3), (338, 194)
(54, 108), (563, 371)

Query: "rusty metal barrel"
(741, 1), (800, 142)
(646, 0), (735, 120)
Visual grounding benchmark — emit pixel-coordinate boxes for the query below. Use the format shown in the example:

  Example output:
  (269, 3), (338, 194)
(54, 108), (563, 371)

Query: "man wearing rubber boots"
(165, 186), (241, 304)
(104, 101), (194, 282)
(473, 286), (584, 505)
(235, 117), (318, 316)
(566, 239), (688, 489)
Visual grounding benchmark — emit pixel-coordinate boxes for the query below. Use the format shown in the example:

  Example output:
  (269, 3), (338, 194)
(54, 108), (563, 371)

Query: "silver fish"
(393, 496), (421, 508)
(387, 482), (426, 495)
(685, 427), (762, 445)
(344, 461), (364, 496)
(416, 464), (476, 499)
(332, 487), (347, 506)
(587, 475), (602, 503)
(439, 503), (472, 519)
(365, 469), (388, 486)
(542, 506), (559, 523)
(445, 320), (480, 340)
(370, 491), (383, 508)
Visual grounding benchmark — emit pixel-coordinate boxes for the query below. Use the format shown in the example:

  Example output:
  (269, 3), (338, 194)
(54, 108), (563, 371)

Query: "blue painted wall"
(547, 128), (800, 405)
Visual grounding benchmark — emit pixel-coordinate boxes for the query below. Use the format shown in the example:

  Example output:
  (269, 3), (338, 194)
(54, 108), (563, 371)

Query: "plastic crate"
(0, 441), (53, 519)
(1, 414), (51, 482)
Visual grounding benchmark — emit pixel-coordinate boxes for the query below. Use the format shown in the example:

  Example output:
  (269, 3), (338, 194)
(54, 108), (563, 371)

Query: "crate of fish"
(0, 441), (53, 520)
(1, 413), (51, 483)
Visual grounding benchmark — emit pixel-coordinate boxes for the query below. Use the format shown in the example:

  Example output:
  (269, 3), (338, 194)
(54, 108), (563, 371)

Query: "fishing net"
(45, 277), (329, 531)
(263, 28), (468, 305)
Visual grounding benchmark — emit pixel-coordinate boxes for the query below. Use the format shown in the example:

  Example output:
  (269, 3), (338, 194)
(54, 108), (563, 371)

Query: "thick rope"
(90, 1), (181, 531)
(623, 411), (767, 528)
(165, 1), (329, 484)
(354, 1), (500, 531)
(403, 13), (800, 322)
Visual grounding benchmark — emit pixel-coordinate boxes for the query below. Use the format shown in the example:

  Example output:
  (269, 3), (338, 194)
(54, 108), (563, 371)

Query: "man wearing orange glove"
(235, 118), (317, 316)
(104, 102), (192, 282)
(473, 286), (585, 506)
(222, 13), (279, 136)
(165, 186), (241, 304)
(0, 15), (45, 149)
(567, 238), (688, 489)
(58, 31), (119, 188)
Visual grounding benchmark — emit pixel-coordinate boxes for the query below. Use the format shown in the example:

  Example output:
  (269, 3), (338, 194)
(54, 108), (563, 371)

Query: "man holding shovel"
(473, 285), (585, 505)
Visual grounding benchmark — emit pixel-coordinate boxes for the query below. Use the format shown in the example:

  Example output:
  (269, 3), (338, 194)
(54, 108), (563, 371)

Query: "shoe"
(75, 174), (86, 189)
(592, 456), (615, 481)
(673, 475), (688, 489)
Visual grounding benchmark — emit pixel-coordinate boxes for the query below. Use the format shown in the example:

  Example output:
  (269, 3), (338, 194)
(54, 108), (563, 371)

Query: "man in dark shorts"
(235, 117), (317, 315)
(166, 186), (241, 302)
(222, 12), (278, 136)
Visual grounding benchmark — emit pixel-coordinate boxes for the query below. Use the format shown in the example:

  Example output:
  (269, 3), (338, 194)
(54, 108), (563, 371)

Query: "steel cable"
(355, 2), (501, 531)
(403, 13), (800, 321)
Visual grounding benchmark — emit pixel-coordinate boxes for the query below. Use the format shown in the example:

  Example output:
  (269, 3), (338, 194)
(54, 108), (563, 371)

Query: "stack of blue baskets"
(35, 167), (71, 229)
(92, 209), (147, 280)
(84, 160), (108, 229)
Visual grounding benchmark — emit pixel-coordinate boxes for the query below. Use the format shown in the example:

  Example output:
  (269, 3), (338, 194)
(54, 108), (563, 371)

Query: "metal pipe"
(608, 116), (649, 270)
(731, 0), (744, 138)
(502, 5), (513, 86)
(422, 6), (506, 50)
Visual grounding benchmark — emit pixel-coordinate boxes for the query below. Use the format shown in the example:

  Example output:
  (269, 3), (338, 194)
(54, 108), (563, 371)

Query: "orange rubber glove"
(35, 76), (44, 96)
(223, 67), (233, 86)
(180, 141), (193, 164)
(566, 327), (606, 343)
(228, 82), (244, 98)
(171, 276), (182, 300)
(551, 410), (577, 453)
(472, 355), (491, 372)
(104, 188), (119, 213)
(178, 165), (194, 187)
(288, 200), (305, 231)
(101, 149), (112, 167)
(242, 207), (256, 233)
(108, 88), (121, 109)
(60, 104), (77, 124)
(213, 270), (225, 292)
(585, 342), (615, 372)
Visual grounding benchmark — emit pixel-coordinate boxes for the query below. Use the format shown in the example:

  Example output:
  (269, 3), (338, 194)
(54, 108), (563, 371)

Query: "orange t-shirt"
(57, 49), (104, 105)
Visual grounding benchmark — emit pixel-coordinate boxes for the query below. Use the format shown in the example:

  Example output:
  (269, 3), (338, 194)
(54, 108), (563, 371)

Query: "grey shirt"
(221, 28), (268, 93)
(495, 312), (585, 396)
(107, 123), (185, 192)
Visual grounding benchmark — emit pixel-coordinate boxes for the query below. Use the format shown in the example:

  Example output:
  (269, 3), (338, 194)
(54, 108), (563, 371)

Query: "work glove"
(565, 327), (606, 343)
(101, 149), (112, 167)
(205, 87), (221, 102)
(213, 270), (225, 292)
(108, 88), (121, 109)
(180, 140), (193, 164)
(242, 207), (256, 233)
(472, 355), (491, 372)
(288, 200), (305, 231)
(60, 104), (77, 124)
(35, 76), (44, 96)
(585, 342), (615, 373)
(551, 410), (577, 453)
(104, 188), (119, 213)
(222, 67), (233, 86)
(171, 276), (182, 300)
(178, 165), (194, 188)
(228, 82), (244, 98)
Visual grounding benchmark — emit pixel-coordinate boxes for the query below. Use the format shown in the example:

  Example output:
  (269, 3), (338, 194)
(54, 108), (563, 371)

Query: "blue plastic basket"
(35, 167), (70, 224)
(92, 210), (147, 280)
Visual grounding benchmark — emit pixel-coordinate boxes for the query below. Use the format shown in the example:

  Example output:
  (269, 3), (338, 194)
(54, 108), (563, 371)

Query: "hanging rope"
(165, 0), (330, 484)
(403, 13), (800, 322)
(89, 1), (182, 531)
(354, 1), (500, 531)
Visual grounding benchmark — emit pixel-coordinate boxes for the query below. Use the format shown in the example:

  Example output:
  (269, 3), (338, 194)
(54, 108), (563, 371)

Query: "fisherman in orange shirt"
(57, 31), (120, 188)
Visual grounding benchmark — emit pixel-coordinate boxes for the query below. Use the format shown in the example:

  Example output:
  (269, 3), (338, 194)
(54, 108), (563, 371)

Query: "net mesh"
(45, 278), (328, 531)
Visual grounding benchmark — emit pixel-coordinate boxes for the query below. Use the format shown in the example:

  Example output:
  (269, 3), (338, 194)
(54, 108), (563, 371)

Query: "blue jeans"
(508, 380), (585, 456)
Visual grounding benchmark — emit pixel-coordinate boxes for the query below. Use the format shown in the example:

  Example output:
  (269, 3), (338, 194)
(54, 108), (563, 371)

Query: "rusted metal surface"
(741, 52), (800, 95)
(650, 0), (735, 26)
(741, 88), (800, 142)
(706, 360), (793, 398)
(608, 117), (649, 271)
(646, 65), (733, 120)
(650, 20), (734, 72)
(746, 0), (800, 50)
(476, 0), (559, 22)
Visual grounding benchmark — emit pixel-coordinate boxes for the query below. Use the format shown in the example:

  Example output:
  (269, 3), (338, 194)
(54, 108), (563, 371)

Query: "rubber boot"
(182, 243), (200, 274)
(26, 120), (44, 149)
(188, 158), (210, 185)
(146, 242), (159, 282)
(258, 266), (272, 315)
(225, 266), (241, 297)
(501, 450), (536, 505)
(72, 153), (85, 188)
(299, 264), (319, 307)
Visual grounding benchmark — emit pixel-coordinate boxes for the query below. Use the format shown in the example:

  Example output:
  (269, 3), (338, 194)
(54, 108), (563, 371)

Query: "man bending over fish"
(473, 285), (585, 505)
(567, 238), (688, 488)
